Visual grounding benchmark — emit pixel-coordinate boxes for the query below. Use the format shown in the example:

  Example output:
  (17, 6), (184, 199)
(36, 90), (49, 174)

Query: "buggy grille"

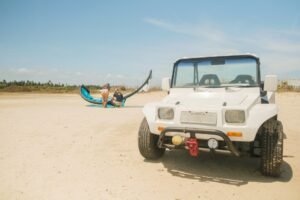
(180, 111), (217, 125)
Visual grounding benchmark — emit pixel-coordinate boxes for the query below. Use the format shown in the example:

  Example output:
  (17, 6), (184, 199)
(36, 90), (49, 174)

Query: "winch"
(185, 138), (199, 156)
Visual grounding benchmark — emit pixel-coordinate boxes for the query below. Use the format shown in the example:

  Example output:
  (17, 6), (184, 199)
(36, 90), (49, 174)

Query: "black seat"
(230, 75), (255, 84)
(199, 74), (221, 86)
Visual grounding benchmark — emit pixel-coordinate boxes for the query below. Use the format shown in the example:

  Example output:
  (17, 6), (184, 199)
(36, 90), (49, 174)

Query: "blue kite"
(80, 70), (152, 107)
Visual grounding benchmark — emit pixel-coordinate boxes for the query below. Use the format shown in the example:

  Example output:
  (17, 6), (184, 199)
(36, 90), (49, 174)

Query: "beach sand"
(0, 92), (299, 200)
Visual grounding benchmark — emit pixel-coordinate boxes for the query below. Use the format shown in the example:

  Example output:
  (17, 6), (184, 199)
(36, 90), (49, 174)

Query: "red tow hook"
(185, 138), (199, 157)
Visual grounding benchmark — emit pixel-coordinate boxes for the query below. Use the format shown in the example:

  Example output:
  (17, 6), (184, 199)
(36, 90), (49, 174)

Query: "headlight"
(225, 110), (245, 123)
(158, 107), (174, 120)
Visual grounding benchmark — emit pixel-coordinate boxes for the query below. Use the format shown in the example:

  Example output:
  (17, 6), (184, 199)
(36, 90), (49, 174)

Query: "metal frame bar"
(157, 127), (240, 156)
(171, 54), (261, 88)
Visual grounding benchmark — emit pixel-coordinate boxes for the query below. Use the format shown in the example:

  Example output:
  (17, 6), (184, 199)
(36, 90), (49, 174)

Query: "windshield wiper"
(220, 84), (256, 88)
(198, 85), (222, 88)
(235, 85), (256, 88)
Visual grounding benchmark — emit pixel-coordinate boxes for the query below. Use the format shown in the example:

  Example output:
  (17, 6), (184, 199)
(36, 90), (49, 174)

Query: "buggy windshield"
(172, 57), (259, 88)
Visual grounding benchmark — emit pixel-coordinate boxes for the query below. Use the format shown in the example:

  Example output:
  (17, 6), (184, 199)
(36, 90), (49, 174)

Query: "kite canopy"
(80, 70), (152, 107)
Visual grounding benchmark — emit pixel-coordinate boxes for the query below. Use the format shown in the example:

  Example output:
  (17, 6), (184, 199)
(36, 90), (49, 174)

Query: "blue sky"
(0, 0), (299, 86)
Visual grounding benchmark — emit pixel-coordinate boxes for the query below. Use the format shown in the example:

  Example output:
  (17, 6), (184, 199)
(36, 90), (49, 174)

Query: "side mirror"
(264, 75), (278, 92)
(161, 77), (170, 91)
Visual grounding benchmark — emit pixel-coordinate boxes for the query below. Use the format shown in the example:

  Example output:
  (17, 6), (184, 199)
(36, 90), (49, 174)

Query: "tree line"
(0, 80), (100, 93)
(0, 80), (73, 87)
(0, 80), (131, 93)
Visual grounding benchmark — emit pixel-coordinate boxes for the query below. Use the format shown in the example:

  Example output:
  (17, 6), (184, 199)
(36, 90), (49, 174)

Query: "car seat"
(230, 75), (255, 84)
(199, 74), (221, 86)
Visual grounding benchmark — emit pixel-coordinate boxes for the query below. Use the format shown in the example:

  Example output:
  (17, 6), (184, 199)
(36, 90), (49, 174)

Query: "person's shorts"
(114, 101), (122, 106)
(100, 89), (109, 94)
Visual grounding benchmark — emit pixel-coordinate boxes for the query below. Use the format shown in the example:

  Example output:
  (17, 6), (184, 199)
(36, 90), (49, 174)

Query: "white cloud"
(10, 67), (47, 76)
(10, 68), (35, 74)
(273, 29), (300, 37)
(17, 68), (31, 73)
(144, 18), (173, 31)
(105, 73), (112, 79)
(104, 73), (126, 80)
(116, 74), (125, 79)
(75, 72), (82, 76)
(144, 18), (226, 43)
(261, 39), (300, 53)
(144, 18), (300, 78)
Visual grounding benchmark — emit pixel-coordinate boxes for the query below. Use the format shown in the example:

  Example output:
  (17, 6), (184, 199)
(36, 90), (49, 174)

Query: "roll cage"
(170, 54), (261, 88)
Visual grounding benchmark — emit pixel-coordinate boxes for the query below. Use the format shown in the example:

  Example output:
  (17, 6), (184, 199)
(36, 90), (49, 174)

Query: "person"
(112, 88), (124, 107)
(100, 83), (110, 108)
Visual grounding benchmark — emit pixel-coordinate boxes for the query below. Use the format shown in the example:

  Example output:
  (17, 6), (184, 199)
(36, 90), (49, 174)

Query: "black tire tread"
(261, 119), (284, 177)
(138, 118), (165, 159)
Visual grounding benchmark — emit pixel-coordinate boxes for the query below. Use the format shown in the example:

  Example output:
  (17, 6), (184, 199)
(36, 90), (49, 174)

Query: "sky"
(0, 0), (300, 86)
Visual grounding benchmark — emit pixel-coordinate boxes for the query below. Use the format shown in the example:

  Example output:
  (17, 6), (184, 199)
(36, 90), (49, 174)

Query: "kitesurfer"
(112, 88), (124, 107)
(100, 83), (110, 108)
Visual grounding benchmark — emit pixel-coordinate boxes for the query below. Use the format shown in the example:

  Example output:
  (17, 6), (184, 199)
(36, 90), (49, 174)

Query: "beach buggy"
(138, 54), (284, 177)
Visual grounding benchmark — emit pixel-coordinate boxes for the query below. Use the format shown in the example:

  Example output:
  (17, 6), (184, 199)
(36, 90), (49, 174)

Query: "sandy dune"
(0, 92), (299, 200)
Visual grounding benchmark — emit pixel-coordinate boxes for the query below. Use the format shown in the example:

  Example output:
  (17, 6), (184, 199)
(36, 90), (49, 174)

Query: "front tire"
(260, 119), (284, 177)
(138, 118), (165, 159)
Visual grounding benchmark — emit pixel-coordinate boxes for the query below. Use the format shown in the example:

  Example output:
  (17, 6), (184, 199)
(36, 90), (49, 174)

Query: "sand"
(0, 92), (299, 200)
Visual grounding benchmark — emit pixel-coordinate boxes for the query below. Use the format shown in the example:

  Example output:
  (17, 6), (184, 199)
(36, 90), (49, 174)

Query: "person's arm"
(113, 93), (117, 100)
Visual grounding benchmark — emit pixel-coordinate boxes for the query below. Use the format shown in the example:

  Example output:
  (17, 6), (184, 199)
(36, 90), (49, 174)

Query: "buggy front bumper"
(157, 127), (240, 156)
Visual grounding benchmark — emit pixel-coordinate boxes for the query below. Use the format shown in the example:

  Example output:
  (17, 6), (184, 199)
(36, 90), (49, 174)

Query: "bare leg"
(102, 92), (109, 108)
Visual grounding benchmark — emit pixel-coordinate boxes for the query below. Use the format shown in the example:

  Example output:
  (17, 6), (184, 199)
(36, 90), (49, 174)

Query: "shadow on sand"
(145, 150), (293, 186)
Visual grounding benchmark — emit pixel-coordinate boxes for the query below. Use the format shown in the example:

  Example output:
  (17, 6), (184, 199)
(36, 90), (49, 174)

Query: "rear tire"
(260, 119), (284, 177)
(138, 118), (165, 159)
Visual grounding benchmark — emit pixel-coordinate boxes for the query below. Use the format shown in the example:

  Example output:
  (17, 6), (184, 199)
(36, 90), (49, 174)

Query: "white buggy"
(138, 54), (284, 177)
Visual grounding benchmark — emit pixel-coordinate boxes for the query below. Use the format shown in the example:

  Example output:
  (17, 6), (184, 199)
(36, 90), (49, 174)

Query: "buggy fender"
(142, 103), (157, 121)
(247, 103), (278, 140)
(142, 103), (160, 133)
